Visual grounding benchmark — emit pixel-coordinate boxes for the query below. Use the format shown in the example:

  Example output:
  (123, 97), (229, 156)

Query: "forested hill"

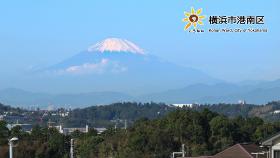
(195, 101), (280, 121)
(2, 101), (280, 127)
(62, 101), (280, 127)
(62, 102), (174, 127)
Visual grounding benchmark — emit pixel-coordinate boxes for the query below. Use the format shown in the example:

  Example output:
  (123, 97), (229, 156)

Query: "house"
(261, 131), (280, 158)
(7, 123), (33, 133)
(176, 143), (267, 158)
(50, 124), (107, 135)
(213, 143), (268, 158)
(172, 104), (194, 108)
(54, 125), (89, 135)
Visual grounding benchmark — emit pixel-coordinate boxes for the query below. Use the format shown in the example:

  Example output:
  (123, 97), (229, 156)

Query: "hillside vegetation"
(1, 108), (280, 158)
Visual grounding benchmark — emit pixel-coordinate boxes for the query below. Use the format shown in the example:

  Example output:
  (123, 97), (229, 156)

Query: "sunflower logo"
(182, 7), (205, 30)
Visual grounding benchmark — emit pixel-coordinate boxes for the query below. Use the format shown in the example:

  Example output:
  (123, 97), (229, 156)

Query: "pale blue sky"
(0, 0), (279, 83)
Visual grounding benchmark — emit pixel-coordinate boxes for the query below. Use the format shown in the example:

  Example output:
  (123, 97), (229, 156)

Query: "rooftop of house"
(262, 131), (280, 146)
(213, 143), (267, 158)
(180, 143), (267, 158)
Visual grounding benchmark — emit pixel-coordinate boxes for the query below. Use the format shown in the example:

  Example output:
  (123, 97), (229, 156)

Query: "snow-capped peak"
(88, 38), (145, 54)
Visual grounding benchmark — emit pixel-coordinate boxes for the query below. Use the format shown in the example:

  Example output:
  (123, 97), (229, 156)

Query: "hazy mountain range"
(1, 79), (280, 108)
(1, 38), (279, 108)
(139, 80), (280, 104)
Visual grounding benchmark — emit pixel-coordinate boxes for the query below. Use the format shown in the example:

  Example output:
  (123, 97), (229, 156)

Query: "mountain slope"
(35, 38), (219, 95)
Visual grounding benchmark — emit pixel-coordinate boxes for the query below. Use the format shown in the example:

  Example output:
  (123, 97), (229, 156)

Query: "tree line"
(1, 108), (280, 158)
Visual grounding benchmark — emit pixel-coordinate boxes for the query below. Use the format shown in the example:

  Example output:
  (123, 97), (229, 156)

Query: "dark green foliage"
(79, 109), (280, 158)
(0, 121), (9, 145)
(0, 121), (69, 158)
(63, 102), (173, 127)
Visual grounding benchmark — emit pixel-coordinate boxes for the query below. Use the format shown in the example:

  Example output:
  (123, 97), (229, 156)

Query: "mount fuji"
(2, 38), (280, 107)
(40, 38), (218, 94)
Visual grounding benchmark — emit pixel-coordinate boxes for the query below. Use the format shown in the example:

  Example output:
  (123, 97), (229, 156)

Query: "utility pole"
(85, 125), (89, 133)
(70, 139), (74, 158)
(9, 142), (12, 158)
(8, 137), (18, 158)
(182, 144), (185, 157)
(114, 122), (117, 132)
(124, 120), (127, 130)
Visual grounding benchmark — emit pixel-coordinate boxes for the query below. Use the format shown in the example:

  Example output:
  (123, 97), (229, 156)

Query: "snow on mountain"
(87, 38), (145, 54)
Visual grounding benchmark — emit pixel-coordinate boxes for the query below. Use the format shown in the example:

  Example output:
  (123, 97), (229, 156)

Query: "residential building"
(262, 132), (280, 158)
(175, 143), (268, 158)
(213, 143), (267, 158)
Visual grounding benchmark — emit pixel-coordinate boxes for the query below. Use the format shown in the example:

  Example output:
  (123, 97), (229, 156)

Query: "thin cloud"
(54, 59), (127, 75)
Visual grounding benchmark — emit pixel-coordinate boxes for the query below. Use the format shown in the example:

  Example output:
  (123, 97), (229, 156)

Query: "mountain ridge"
(1, 78), (280, 107)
